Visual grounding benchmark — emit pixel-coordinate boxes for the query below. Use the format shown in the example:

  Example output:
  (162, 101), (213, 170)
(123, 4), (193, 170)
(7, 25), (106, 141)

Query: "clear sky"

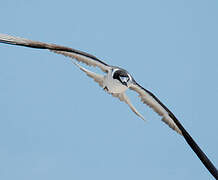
(0, 0), (217, 179)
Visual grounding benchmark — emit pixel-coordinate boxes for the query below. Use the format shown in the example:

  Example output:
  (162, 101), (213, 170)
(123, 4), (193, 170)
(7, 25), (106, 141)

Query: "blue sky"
(0, 0), (218, 179)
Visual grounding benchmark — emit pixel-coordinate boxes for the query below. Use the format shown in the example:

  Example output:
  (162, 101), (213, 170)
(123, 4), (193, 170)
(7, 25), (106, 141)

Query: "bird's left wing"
(129, 82), (182, 135)
(130, 81), (218, 179)
(0, 33), (111, 73)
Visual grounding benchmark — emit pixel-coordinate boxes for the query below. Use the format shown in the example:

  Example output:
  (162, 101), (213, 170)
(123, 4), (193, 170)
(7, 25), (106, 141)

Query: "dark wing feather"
(130, 82), (218, 179)
(0, 33), (111, 72)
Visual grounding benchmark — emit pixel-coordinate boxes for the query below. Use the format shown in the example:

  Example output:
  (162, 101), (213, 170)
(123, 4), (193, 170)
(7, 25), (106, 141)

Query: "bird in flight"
(0, 33), (217, 179)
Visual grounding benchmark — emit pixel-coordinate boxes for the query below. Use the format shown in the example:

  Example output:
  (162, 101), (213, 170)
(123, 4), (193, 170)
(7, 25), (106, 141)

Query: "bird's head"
(112, 69), (132, 87)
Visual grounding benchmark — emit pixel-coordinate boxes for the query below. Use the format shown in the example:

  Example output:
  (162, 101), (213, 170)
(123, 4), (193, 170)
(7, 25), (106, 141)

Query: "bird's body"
(0, 33), (217, 179)
(103, 68), (130, 94)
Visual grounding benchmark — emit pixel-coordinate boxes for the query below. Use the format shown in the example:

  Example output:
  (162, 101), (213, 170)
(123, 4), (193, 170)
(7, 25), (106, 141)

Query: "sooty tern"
(0, 34), (217, 179)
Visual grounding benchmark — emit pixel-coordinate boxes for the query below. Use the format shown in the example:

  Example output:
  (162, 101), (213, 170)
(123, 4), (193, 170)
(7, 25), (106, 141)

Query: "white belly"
(103, 73), (128, 93)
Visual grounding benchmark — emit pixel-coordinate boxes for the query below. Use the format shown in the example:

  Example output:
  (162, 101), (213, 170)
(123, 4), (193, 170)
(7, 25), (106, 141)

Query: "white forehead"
(112, 68), (133, 80)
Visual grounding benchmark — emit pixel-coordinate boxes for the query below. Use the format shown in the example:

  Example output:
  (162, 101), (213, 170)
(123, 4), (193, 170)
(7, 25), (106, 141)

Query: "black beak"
(122, 82), (128, 86)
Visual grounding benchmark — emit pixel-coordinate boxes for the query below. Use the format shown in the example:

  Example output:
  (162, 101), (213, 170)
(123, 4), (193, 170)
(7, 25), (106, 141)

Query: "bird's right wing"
(0, 33), (111, 73)
(72, 61), (104, 88)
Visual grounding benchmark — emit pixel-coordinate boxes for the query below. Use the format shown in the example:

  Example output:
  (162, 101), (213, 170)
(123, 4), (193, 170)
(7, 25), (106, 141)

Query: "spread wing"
(0, 33), (111, 73)
(72, 61), (104, 88)
(130, 82), (182, 135)
(130, 81), (218, 179)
